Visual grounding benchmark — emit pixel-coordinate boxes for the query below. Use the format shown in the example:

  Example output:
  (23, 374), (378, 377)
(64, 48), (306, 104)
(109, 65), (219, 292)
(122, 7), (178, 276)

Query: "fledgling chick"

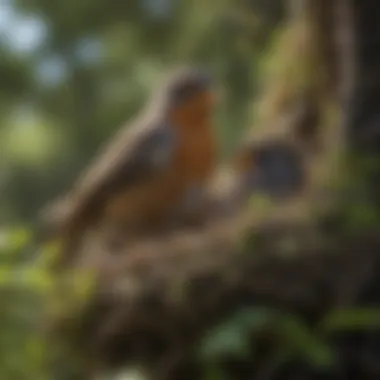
(196, 139), (307, 223)
(42, 66), (219, 267)
(231, 139), (306, 201)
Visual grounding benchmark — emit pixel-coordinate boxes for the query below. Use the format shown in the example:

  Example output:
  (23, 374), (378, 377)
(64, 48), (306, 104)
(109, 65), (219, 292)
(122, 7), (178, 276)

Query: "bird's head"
(233, 140), (306, 199)
(163, 66), (217, 126)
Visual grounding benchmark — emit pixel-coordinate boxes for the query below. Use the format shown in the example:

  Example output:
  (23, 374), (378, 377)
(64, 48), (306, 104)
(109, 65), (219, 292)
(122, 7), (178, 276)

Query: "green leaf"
(23, 268), (54, 294)
(275, 314), (335, 368)
(319, 308), (380, 334)
(0, 227), (31, 254)
(200, 322), (251, 360)
(199, 308), (274, 360)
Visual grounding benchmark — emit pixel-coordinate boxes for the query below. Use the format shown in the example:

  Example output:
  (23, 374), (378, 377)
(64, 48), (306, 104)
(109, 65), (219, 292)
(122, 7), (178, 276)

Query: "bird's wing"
(45, 119), (176, 229)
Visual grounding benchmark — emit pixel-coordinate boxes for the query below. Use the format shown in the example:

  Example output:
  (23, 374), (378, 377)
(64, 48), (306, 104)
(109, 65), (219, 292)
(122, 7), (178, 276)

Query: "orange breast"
(104, 120), (217, 232)
(174, 120), (216, 182)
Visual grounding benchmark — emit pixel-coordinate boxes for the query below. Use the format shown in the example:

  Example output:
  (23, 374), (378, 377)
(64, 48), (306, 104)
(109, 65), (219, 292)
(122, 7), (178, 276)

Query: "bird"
(42, 66), (218, 267)
(231, 139), (306, 200)
(193, 138), (307, 224)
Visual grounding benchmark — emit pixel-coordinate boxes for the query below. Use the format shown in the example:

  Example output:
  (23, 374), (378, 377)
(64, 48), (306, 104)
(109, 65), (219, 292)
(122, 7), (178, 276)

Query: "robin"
(42, 66), (218, 266)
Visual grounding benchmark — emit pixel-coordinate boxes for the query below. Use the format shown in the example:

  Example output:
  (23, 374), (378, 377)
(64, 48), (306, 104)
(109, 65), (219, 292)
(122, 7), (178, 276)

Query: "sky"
(0, 0), (46, 53)
(0, 0), (171, 86)
(0, 0), (172, 54)
(0, 0), (105, 86)
(0, 0), (67, 86)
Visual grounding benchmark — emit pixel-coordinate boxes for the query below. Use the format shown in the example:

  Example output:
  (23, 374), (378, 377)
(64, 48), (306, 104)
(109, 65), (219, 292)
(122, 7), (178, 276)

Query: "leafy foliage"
(0, 227), (96, 379)
(199, 305), (380, 378)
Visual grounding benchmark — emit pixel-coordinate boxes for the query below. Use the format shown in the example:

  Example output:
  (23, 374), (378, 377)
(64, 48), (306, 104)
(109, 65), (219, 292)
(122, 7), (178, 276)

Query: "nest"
(50, 193), (380, 380)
